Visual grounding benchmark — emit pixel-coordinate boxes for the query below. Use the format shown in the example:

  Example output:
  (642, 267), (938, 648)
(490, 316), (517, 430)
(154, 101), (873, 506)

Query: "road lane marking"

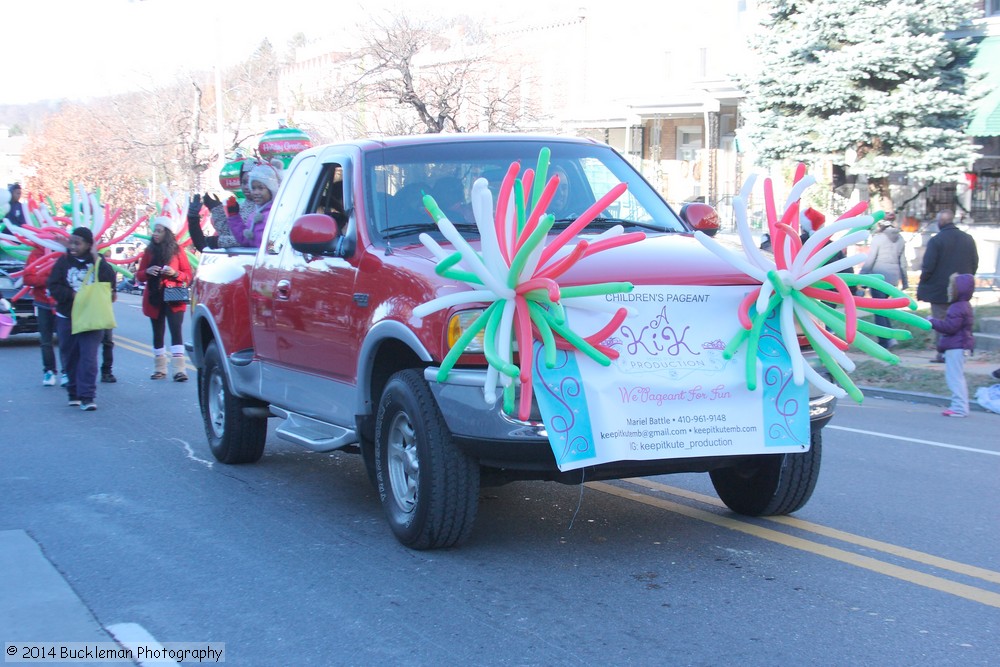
(588, 481), (1000, 608)
(623, 478), (1000, 586)
(827, 425), (999, 456)
(115, 335), (195, 370)
(114, 338), (151, 355)
(105, 623), (169, 667)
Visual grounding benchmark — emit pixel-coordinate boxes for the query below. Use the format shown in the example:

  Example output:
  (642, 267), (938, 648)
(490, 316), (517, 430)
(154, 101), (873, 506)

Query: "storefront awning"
(968, 35), (1000, 137)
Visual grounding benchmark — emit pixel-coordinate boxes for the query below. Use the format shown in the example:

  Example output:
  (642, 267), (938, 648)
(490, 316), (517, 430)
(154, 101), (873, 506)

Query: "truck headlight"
(448, 309), (486, 353)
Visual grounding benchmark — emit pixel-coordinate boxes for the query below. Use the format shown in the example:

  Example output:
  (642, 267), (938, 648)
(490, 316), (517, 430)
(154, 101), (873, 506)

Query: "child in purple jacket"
(229, 161), (282, 248)
(927, 273), (975, 417)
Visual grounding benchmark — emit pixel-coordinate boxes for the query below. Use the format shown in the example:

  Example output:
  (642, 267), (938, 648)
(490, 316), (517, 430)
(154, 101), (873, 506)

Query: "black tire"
(710, 429), (822, 516)
(199, 341), (267, 464)
(374, 369), (479, 549)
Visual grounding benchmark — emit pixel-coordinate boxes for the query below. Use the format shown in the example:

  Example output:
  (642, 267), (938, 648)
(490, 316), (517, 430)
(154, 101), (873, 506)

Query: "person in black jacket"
(3, 183), (27, 227)
(46, 227), (117, 411)
(917, 210), (978, 361)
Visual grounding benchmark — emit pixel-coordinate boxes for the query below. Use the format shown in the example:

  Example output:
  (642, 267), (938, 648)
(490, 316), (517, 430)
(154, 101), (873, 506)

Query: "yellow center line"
(622, 477), (1000, 586)
(114, 334), (194, 370)
(587, 481), (1000, 609)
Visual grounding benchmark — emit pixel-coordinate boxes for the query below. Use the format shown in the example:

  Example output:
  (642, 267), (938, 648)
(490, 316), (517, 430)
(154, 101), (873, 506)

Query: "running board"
(271, 408), (357, 453)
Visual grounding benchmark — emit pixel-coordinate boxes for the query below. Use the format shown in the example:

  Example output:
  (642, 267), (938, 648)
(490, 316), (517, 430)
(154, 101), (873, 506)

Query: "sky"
(3, 0), (583, 106)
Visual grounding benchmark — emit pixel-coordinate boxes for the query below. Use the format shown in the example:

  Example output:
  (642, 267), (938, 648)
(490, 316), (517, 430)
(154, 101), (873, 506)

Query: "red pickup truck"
(190, 134), (837, 549)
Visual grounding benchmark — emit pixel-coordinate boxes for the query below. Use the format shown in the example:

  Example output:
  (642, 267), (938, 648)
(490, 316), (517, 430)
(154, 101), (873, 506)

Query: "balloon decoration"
(258, 127), (312, 168)
(0, 183), (156, 293)
(219, 159), (245, 193)
(413, 148), (646, 421)
(693, 163), (930, 403)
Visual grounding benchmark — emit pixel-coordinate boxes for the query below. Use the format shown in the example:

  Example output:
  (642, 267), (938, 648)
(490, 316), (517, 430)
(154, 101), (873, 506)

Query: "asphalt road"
(2, 293), (998, 666)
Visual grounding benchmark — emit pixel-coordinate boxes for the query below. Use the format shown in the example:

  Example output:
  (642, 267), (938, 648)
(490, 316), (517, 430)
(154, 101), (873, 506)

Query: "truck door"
(272, 160), (359, 384)
(250, 154), (317, 361)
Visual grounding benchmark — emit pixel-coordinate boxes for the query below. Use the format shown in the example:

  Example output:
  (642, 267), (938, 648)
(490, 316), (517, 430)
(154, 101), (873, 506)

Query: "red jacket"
(136, 245), (193, 318)
(21, 247), (57, 308)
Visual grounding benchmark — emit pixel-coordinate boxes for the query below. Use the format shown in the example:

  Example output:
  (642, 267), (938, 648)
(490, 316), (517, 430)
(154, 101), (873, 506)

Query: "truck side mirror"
(289, 214), (353, 258)
(680, 202), (721, 237)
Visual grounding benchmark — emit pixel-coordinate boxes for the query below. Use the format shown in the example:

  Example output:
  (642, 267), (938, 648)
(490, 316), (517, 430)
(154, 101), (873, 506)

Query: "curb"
(858, 386), (994, 414)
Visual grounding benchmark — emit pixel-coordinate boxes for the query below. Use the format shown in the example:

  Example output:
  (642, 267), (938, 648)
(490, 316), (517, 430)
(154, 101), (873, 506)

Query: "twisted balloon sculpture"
(414, 148), (646, 421)
(693, 163), (930, 403)
(0, 183), (189, 302)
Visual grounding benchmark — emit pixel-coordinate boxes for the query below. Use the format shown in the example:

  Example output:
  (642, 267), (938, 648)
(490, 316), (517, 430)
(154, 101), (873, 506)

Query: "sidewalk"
(0, 530), (114, 651)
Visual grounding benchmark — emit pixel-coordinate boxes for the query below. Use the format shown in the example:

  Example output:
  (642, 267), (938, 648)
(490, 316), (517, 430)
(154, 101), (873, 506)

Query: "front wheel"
(199, 341), (267, 464)
(710, 429), (822, 516)
(375, 369), (479, 549)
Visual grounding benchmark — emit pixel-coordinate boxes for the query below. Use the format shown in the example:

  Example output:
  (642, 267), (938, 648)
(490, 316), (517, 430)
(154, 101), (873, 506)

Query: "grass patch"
(849, 301), (999, 395)
(850, 359), (995, 395)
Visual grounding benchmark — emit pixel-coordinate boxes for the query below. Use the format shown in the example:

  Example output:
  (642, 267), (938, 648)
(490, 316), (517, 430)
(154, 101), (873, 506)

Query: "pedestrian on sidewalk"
(927, 273), (975, 418)
(917, 210), (978, 362)
(860, 214), (908, 349)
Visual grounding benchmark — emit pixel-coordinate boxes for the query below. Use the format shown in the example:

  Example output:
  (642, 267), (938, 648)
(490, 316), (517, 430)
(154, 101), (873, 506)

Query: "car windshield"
(363, 139), (686, 246)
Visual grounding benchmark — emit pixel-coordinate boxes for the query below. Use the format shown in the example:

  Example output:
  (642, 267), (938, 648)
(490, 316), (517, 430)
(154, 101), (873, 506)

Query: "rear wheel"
(710, 429), (822, 516)
(375, 369), (479, 549)
(199, 341), (267, 464)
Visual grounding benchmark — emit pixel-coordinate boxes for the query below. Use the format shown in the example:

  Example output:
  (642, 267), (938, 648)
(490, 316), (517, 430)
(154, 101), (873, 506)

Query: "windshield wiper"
(382, 222), (481, 240)
(550, 216), (638, 230)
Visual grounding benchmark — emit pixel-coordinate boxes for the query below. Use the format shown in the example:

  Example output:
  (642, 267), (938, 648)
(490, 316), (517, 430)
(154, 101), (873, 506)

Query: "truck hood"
(390, 232), (759, 290)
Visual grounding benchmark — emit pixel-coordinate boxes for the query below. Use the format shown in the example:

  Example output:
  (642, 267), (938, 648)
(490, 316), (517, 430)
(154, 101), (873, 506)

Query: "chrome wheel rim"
(387, 411), (419, 513)
(208, 370), (226, 438)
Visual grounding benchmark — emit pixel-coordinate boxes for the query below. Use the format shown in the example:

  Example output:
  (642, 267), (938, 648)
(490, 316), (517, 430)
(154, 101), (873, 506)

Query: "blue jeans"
(56, 316), (102, 401)
(36, 305), (58, 373)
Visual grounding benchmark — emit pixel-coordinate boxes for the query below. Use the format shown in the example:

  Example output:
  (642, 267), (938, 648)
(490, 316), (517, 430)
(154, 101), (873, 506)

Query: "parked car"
(0, 260), (38, 336)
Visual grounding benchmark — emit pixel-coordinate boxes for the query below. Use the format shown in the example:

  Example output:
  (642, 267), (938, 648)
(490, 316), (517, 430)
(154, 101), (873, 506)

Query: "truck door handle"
(275, 279), (292, 300)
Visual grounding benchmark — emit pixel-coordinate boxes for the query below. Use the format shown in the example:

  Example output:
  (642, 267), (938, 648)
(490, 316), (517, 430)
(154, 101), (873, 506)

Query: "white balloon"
(417, 233), (452, 262)
(793, 229), (869, 277)
(436, 212), (513, 299)
(496, 299), (517, 371)
(732, 195), (771, 272)
(774, 298), (804, 385)
(694, 230), (767, 282)
(783, 175), (816, 212)
(411, 289), (498, 318)
(791, 254), (866, 291)
(471, 179), (507, 280)
(795, 307), (855, 371)
(804, 364), (848, 398)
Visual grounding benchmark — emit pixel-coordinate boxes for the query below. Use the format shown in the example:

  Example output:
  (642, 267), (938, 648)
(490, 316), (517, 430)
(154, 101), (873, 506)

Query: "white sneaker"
(43, 371), (57, 386)
(60, 372), (69, 387)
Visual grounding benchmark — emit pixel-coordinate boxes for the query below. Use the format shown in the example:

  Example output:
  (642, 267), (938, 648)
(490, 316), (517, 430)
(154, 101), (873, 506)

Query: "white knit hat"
(249, 159), (283, 198)
(153, 215), (184, 236)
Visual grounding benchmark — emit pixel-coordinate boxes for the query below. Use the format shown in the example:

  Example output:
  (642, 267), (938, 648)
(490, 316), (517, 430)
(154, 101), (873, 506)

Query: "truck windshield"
(363, 139), (686, 246)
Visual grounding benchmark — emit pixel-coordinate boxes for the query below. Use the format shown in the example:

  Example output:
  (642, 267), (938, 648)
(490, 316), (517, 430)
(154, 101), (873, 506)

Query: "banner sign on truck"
(533, 285), (810, 471)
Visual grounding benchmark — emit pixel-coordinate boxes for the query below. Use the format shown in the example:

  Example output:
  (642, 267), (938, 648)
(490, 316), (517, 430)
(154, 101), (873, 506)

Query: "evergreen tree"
(739, 0), (982, 208)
